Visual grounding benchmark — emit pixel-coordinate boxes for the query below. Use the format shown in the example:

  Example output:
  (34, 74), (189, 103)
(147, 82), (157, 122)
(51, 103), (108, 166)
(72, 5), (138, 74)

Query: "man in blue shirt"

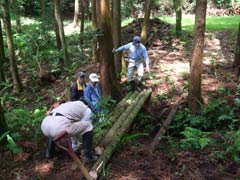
(112, 36), (150, 91)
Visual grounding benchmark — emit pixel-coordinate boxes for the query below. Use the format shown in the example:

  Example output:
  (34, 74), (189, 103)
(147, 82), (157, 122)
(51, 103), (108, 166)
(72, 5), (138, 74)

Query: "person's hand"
(112, 48), (116, 53)
(146, 66), (150, 73)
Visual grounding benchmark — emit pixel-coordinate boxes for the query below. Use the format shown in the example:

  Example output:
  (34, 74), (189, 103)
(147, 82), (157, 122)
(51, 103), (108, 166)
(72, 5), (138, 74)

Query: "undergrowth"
(164, 85), (240, 163)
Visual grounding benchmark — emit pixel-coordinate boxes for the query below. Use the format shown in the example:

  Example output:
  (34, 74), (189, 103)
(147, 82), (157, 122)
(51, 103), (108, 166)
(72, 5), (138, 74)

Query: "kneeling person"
(41, 100), (98, 162)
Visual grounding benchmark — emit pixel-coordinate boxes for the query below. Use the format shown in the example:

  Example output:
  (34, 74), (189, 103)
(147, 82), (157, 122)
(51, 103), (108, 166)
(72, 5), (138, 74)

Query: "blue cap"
(78, 71), (85, 78)
(132, 36), (141, 45)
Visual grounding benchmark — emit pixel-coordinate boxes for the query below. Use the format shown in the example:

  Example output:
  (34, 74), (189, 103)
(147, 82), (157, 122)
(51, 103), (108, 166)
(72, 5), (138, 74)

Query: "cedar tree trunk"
(173, 0), (182, 37)
(0, 20), (6, 84)
(112, 0), (122, 77)
(73, 0), (79, 27)
(97, 0), (119, 98)
(188, 0), (207, 113)
(91, 0), (99, 63)
(1, 0), (22, 92)
(140, 0), (153, 44)
(54, 0), (69, 66)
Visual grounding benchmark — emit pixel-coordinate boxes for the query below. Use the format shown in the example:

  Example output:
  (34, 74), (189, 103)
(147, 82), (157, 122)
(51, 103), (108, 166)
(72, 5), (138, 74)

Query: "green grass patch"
(159, 15), (239, 33)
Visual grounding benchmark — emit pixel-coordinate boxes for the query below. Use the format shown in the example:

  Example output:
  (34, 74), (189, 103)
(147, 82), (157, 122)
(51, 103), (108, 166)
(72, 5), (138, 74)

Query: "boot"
(129, 80), (135, 92)
(45, 137), (55, 159)
(136, 81), (143, 92)
(82, 131), (98, 162)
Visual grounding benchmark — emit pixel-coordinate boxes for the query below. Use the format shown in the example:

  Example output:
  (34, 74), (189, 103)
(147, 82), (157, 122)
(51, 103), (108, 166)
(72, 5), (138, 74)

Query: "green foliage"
(173, 97), (236, 132)
(121, 0), (143, 18)
(5, 107), (47, 139)
(180, 127), (211, 150)
(235, 84), (240, 108)
(98, 96), (117, 115)
(6, 134), (23, 154)
(224, 130), (240, 162)
(121, 132), (149, 146)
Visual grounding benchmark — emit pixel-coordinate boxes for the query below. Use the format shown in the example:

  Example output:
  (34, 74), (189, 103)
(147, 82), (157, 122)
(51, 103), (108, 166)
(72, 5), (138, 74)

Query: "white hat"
(89, 73), (99, 82)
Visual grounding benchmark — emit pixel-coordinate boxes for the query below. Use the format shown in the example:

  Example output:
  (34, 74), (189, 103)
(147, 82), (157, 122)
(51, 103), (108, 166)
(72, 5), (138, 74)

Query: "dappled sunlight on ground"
(35, 161), (54, 175)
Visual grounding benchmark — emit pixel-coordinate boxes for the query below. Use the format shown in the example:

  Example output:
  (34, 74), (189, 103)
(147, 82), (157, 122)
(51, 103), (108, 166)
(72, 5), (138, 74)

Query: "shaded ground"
(1, 18), (239, 180)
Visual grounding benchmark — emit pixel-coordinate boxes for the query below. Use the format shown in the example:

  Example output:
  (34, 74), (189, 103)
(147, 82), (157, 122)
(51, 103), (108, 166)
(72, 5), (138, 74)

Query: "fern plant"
(224, 130), (240, 163)
(5, 107), (47, 139)
(180, 127), (211, 150)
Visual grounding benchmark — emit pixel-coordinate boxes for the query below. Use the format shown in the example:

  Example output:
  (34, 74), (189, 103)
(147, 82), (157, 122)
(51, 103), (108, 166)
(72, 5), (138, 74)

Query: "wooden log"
(93, 91), (138, 146)
(89, 89), (152, 179)
(99, 90), (149, 147)
(149, 103), (179, 153)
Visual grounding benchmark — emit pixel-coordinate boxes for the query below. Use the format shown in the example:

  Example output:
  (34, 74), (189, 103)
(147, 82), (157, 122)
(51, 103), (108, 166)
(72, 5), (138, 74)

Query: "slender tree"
(55, 20), (61, 50)
(11, 0), (21, 33)
(97, 0), (119, 98)
(0, 19), (6, 84)
(1, 0), (22, 92)
(73, 0), (79, 27)
(188, 0), (207, 113)
(91, 0), (99, 63)
(112, 0), (121, 77)
(80, 0), (86, 45)
(140, 0), (153, 44)
(233, 23), (240, 80)
(0, 101), (8, 146)
(54, 0), (69, 66)
(173, 0), (182, 37)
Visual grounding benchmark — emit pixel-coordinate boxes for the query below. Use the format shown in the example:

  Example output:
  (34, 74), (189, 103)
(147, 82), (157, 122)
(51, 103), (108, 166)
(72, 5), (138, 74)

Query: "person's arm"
(84, 86), (94, 110)
(143, 47), (150, 72)
(112, 43), (131, 53)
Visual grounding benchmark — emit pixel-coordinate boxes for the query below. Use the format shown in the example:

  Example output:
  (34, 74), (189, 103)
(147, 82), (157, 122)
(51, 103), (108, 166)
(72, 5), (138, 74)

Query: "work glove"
(112, 48), (116, 53)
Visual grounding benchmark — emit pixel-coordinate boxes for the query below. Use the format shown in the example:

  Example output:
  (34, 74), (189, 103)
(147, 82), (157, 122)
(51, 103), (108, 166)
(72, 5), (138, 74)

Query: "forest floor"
(1, 19), (240, 180)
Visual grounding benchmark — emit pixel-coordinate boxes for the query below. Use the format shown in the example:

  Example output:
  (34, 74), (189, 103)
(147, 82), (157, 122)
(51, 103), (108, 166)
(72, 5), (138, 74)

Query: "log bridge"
(89, 89), (152, 179)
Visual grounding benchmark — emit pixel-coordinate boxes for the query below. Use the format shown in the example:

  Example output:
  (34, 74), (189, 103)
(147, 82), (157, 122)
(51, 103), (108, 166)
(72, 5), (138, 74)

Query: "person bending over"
(41, 100), (98, 162)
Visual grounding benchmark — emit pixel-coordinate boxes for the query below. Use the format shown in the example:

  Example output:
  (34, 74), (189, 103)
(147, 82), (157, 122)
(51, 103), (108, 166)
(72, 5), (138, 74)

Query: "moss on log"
(93, 91), (138, 146)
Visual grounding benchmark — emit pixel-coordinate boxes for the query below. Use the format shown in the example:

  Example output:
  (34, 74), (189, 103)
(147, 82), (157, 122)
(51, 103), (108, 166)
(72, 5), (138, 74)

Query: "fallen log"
(99, 91), (148, 147)
(93, 91), (138, 146)
(149, 103), (179, 153)
(89, 89), (152, 179)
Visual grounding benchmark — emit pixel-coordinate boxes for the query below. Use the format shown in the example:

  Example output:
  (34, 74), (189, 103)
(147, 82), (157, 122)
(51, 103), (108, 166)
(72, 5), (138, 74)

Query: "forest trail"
(0, 19), (239, 179)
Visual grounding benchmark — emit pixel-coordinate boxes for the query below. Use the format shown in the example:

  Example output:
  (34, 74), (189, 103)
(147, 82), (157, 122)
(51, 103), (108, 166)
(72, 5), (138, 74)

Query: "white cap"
(89, 73), (99, 82)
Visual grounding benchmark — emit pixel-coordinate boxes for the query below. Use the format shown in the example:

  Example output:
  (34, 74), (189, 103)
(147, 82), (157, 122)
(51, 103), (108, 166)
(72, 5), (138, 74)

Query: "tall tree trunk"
(54, 0), (69, 66)
(233, 23), (240, 81)
(97, 0), (119, 98)
(112, 0), (121, 78)
(0, 101), (8, 146)
(1, 0), (22, 92)
(73, 0), (79, 27)
(0, 20), (6, 84)
(91, 0), (99, 63)
(173, 0), (182, 37)
(188, 0), (207, 113)
(11, 0), (21, 33)
(55, 21), (61, 50)
(80, 0), (86, 45)
(41, 0), (47, 31)
(41, 0), (46, 20)
(140, 0), (153, 44)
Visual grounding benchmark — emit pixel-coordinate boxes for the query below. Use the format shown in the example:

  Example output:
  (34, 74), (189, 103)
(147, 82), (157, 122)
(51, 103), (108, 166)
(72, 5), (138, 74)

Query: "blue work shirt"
(84, 83), (102, 113)
(115, 42), (150, 67)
